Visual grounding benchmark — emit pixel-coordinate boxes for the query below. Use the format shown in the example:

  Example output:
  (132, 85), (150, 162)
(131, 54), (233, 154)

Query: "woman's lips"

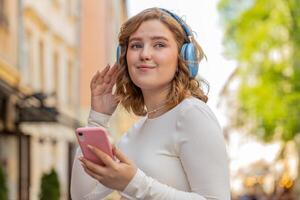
(137, 64), (156, 69)
(137, 64), (156, 72)
(136, 64), (156, 72)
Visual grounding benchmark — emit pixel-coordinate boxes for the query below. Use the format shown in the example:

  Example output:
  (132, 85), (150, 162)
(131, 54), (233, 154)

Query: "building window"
(25, 30), (33, 87)
(0, 96), (7, 130)
(0, 0), (8, 28)
(53, 52), (59, 105)
(39, 40), (45, 91)
(67, 60), (74, 106)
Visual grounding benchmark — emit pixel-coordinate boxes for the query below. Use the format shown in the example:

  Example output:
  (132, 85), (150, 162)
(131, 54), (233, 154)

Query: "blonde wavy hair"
(115, 7), (208, 116)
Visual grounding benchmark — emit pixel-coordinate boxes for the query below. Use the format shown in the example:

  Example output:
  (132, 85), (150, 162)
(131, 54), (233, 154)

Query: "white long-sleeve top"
(71, 97), (231, 200)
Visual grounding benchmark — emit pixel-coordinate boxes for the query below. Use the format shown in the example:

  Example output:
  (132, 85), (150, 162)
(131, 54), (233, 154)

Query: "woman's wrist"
(88, 109), (111, 128)
(121, 169), (146, 196)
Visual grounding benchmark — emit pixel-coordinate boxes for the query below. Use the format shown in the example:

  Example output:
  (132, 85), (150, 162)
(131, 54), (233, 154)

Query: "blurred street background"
(0, 0), (299, 199)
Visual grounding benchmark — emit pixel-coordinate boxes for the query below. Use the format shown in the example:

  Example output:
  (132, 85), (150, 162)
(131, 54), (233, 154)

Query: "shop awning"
(16, 92), (81, 129)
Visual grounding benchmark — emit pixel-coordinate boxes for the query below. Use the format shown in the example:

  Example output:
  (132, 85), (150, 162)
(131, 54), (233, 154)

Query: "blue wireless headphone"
(116, 8), (199, 78)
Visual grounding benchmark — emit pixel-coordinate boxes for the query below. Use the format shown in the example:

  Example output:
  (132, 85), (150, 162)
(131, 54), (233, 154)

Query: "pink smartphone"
(75, 127), (113, 166)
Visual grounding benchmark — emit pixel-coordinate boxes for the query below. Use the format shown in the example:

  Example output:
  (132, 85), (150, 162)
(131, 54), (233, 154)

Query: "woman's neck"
(142, 85), (171, 118)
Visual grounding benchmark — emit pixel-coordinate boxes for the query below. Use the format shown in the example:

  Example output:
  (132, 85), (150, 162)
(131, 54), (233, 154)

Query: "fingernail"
(80, 162), (85, 168)
(87, 145), (94, 150)
(78, 157), (83, 161)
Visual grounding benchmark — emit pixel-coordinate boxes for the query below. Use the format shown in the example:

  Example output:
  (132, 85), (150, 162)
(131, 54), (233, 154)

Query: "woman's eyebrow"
(128, 37), (142, 43)
(129, 36), (169, 43)
(150, 36), (169, 41)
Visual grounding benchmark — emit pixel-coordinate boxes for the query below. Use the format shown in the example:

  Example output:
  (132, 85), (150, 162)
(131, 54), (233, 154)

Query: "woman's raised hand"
(90, 64), (120, 115)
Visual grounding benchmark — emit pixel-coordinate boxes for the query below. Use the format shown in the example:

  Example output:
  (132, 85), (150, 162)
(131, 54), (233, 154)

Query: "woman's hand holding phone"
(90, 63), (120, 115)
(76, 127), (137, 191)
(79, 145), (137, 191)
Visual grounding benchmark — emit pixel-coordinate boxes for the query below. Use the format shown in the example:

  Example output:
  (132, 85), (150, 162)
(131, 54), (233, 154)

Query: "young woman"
(71, 7), (230, 200)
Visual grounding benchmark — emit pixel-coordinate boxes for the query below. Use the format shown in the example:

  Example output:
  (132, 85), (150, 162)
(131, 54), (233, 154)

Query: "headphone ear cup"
(180, 43), (199, 77)
(116, 45), (121, 64)
(180, 43), (188, 60)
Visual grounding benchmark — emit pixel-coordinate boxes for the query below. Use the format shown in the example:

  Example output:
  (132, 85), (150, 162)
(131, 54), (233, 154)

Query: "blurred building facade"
(80, 0), (126, 116)
(0, 0), (131, 199)
(0, 0), (81, 199)
(0, 0), (22, 199)
(79, 0), (134, 142)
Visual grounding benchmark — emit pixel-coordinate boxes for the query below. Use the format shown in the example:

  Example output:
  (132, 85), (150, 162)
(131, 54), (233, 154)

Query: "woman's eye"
(154, 43), (165, 48)
(130, 44), (142, 49)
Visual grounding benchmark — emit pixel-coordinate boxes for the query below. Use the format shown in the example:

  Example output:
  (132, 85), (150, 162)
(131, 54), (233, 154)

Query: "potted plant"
(39, 169), (60, 200)
(0, 165), (8, 200)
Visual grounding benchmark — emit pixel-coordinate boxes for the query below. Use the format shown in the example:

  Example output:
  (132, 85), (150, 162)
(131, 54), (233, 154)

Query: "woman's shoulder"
(176, 96), (220, 128)
(178, 96), (213, 115)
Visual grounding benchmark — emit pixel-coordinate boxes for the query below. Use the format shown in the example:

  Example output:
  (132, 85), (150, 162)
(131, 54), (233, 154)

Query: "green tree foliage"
(218, 0), (300, 142)
(0, 166), (8, 200)
(39, 169), (60, 200)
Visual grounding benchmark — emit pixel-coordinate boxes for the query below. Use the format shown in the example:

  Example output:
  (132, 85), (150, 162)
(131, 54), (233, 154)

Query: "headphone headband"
(159, 8), (192, 39)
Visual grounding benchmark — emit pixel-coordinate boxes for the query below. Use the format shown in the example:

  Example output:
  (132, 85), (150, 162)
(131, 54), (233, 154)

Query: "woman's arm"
(70, 110), (113, 200)
(87, 109), (111, 128)
(70, 64), (120, 199)
(120, 169), (208, 200)
(70, 148), (113, 200)
(176, 103), (231, 199)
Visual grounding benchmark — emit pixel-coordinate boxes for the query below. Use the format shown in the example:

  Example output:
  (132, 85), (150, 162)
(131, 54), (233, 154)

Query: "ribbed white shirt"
(71, 97), (230, 200)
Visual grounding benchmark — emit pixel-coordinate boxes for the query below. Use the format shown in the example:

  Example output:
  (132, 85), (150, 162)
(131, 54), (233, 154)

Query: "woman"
(71, 7), (230, 200)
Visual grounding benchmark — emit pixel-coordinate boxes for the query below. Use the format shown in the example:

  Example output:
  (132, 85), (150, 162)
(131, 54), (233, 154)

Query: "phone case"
(75, 127), (113, 165)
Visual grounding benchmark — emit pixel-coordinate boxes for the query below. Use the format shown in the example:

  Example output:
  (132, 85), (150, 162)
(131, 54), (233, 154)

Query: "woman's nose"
(139, 46), (152, 61)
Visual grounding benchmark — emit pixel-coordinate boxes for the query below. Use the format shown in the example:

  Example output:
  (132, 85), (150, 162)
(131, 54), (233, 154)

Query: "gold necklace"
(146, 102), (168, 115)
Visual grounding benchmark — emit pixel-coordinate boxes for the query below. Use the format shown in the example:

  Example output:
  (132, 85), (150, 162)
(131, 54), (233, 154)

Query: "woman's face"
(126, 19), (178, 92)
